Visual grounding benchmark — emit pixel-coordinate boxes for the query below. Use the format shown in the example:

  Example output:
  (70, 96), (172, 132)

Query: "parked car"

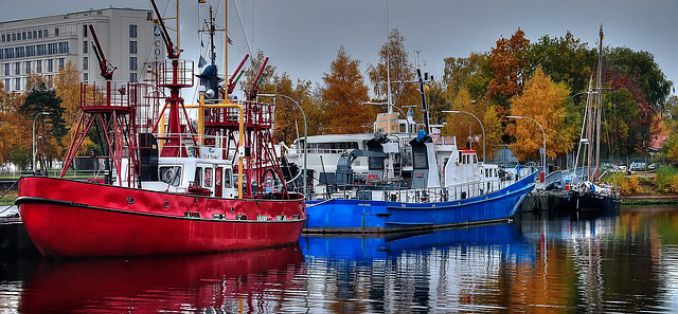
(629, 162), (647, 171)
(648, 163), (660, 171)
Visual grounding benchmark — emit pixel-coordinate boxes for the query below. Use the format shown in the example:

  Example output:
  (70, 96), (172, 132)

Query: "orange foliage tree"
(488, 28), (530, 112)
(509, 67), (577, 161)
(322, 47), (373, 133)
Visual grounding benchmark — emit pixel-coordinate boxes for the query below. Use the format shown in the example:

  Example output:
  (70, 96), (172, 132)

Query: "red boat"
(17, 2), (306, 257)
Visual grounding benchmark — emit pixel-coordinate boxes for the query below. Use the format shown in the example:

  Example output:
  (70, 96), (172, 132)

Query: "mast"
(594, 25), (604, 179)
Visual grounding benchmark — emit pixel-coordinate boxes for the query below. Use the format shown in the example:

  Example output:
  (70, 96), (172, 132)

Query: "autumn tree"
(509, 67), (577, 162)
(488, 28), (530, 111)
(368, 29), (420, 112)
(444, 88), (502, 160)
(270, 74), (324, 144)
(322, 47), (373, 133)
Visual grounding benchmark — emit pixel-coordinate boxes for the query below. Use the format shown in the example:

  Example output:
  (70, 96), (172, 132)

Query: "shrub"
(656, 166), (678, 193)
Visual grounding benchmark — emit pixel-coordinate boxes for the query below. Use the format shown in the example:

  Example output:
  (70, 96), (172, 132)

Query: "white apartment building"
(0, 7), (164, 93)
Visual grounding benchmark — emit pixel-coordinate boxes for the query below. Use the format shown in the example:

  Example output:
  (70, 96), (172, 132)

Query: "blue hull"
(305, 172), (537, 233)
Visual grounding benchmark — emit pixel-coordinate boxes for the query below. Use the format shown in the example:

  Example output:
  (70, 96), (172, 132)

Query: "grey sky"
(1, 0), (676, 95)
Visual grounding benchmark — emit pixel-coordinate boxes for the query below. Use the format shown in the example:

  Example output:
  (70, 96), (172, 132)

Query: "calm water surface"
(1, 206), (678, 313)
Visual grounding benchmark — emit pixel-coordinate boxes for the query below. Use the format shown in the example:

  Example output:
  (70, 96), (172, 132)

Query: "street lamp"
(258, 93), (307, 198)
(507, 115), (547, 175)
(442, 110), (485, 163)
(32, 111), (50, 176)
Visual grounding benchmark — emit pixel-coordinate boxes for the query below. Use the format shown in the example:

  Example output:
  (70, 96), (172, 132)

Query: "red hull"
(17, 177), (306, 257)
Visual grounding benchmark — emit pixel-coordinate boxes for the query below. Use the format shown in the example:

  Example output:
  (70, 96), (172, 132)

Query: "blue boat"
(284, 75), (538, 234)
(305, 171), (536, 233)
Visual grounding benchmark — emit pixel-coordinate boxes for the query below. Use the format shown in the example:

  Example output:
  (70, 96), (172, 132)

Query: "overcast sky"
(1, 0), (676, 95)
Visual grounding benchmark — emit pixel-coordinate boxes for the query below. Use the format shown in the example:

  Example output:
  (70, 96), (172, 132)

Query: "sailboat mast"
(224, 0), (229, 88)
(594, 25), (604, 178)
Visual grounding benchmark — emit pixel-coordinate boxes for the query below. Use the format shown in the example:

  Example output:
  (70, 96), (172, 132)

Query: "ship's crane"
(88, 24), (116, 81)
(60, 24), (140, 187)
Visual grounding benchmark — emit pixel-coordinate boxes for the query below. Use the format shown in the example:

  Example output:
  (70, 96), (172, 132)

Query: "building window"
(130, 72), (137, 82)
(83, 41), (88, 53)
(58, 42), (69, 54)
(0, 49), (3, 60)
(16, 47), (25, 58)
(14, 62), (20, 75)
(129, 41), (137, 54)
(1, 34), (4, 42)
(11, 33), (16, 41)
(4, 48), (13, 59)
(48, 43), (57, 54)
(3, 63), (9, 76)
(83, 57), (88, 71)
(43, 29), (48, 38)
(54, 28), (59, 37)
(129, 57), (137, 71)
(58, 58), (65, 70)
(83, 72), (88, 82)
(37, 44), (46, 56)
(47, 75), (53, 88)
(14, 77), (20, 91)
(129, 24), (137, 38)
(36, 60), (42, 73)
(22, 32), (26, 40)
(27, 46), (35, 57)
(27, 31), (32, 40)
(4, 79), (9, 92)
(83, 25), (88, 37)
(38, 31), (42, 39)
(33, 31), (37, 38)
(25, 61), (31, 74)
(48, 59), (53, 72)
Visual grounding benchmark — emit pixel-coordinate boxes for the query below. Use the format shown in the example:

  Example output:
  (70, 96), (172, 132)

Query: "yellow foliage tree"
(509, 67), (577, 161)
(55, 60), (94, 154)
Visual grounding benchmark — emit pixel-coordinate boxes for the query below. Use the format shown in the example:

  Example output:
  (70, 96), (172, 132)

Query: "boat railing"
(154, 132), (235, 159)
(318, 179), (504, 203)
(300, 148), (351, 155)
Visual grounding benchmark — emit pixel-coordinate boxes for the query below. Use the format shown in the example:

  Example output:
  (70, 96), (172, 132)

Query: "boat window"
(412, 147), (428, 169)
(400, 147), (412, 167)
(204, 168), (213, 187)
(369, 156), (384, 170)
(224, 168), (233, 187)
(473, 155), (477, 164)
(159, 166), (182, 186)
(194, 167), (203, 185)
(399, 123), (406, 133)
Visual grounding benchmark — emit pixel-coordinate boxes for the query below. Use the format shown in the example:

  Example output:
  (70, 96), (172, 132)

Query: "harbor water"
(1, 206), (677, 313)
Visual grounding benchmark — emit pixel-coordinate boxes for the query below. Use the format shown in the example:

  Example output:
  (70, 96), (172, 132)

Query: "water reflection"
(11, 246), (305, 313)
(1, 207), (678, 313)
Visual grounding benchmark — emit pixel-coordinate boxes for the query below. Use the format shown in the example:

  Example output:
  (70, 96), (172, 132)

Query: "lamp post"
(507, 115), (547, 175)
(32, 111), (50, 176)
(258, 93), (307, 198)
(443, 110), (485, 163)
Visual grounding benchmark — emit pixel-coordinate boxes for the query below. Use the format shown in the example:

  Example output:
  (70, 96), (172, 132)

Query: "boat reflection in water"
(301, 223), (536, 312)
(18, 245), (305, 313)
(302, 222), (535, 263)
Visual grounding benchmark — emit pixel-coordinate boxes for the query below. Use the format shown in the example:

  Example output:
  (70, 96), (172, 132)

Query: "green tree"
(527, 32), (596, 95)
(443, 53), (491, 101)
(20, 81), (67, 166)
